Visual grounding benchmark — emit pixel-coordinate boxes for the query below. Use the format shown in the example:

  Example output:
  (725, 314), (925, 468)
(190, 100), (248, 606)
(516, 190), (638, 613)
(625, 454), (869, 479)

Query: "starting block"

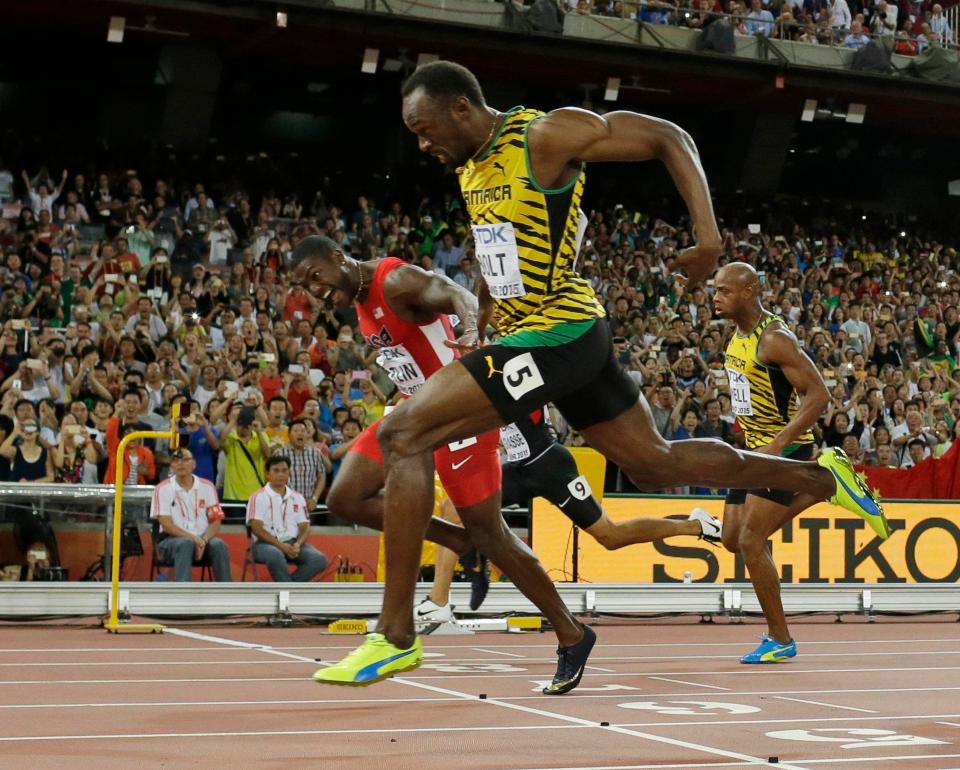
(455, 616), (543, 633)
(419, 620), (475, 636)
(506, 616), (542, 632)
(328, 619), (368, 634)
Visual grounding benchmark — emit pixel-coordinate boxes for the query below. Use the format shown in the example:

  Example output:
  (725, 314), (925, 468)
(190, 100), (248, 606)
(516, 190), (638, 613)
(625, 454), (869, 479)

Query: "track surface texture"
(0, 616), (958, 769)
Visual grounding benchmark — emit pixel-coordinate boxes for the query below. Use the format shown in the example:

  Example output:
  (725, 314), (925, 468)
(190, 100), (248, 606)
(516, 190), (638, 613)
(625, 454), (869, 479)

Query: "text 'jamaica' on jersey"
(456, 106), (604, 338)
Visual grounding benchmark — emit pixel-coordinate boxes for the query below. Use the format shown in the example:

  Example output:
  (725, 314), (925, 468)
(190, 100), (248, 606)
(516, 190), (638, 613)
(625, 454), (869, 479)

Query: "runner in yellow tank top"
(711, 262), (888, 665)
(323, 61), (884, 691)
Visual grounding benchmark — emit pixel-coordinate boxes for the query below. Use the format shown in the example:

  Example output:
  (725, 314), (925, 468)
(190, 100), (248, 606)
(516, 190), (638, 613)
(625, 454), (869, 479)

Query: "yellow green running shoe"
(313, 633), (422, 686)
(818, 447), (890, 539)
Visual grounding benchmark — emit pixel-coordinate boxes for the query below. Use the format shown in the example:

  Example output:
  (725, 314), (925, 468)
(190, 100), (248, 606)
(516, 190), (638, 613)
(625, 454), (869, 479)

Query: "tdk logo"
(365, 326), (395, 349)
(475, 226), (509, 245)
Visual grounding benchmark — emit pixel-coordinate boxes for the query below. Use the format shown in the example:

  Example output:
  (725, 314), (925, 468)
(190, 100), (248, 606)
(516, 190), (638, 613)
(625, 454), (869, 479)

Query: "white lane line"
(163, 629), (268, 649)
(390, 676), (811, 770)
(0, 724), (592, 743)
(507, 763), (750, 770)
(585, 665), (617, 673)
(773, 696), (877, 714)
(395, 665), (960, 680)
(938, 721), (960, 728)
(616, 714), (960, 729)
(177, 628), (814, 770)
(0, 646), (273, 653)
(3, 686), (959, 710)
(649, 677), (731, 691)
(797, 755), (960, 766)
(0, 668), (960, 698)
(471, 647), (525, 658)
(0, 677), (306, 685)
(0, 660), (301, 668)
(3, 638), (957, 654)
(0, 698), (461, 710)
(7, 653), (959, 669)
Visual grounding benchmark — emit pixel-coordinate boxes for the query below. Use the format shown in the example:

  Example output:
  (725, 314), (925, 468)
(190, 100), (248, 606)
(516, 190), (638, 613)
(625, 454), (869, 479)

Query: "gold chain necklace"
(352, 262), (366, 302)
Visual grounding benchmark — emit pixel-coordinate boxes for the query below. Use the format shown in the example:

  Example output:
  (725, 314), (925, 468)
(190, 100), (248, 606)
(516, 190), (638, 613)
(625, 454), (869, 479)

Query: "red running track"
(0, 617), (958, 769)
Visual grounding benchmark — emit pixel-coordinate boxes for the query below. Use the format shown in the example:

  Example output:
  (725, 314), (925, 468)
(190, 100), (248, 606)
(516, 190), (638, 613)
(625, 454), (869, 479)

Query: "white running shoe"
(414, 598), (453, 623)
(689, 508), (722, 544)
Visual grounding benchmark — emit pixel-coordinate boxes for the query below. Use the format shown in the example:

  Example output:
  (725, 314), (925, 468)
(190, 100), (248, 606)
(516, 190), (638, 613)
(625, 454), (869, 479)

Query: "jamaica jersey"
(723, 313), (814, 450)
(456, 106), (604, 339)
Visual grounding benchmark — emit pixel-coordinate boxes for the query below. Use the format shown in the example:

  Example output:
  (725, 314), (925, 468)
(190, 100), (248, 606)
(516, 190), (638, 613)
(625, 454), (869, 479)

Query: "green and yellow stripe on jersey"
(724, 313), (814, 451)
(456, 106), (604, 341)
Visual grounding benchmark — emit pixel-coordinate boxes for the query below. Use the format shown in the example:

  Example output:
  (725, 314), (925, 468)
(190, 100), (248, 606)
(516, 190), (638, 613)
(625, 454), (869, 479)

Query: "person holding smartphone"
(341, 369), (386, 427)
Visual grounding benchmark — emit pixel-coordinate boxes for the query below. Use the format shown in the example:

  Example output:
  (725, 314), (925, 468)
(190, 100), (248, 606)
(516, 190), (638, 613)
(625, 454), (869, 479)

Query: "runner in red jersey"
(292, 235), (588, 687)
(349, 255), (501, 511)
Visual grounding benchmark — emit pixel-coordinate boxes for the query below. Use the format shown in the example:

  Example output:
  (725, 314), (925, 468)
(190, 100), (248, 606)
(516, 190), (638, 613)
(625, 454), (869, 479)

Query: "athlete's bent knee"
(377, 409), (426, 460)
(325, 481), (364, 523)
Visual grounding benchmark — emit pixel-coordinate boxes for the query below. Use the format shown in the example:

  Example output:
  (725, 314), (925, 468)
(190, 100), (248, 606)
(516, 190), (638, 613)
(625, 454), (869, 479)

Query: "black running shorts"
(724, 443), (815, 507)
(460, 319), (638, 431)
(502, 443), (603, 528)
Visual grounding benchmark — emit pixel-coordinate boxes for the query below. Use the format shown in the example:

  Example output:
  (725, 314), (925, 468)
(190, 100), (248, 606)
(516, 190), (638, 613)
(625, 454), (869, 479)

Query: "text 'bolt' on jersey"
(723, 313), (814, 450)
(356, 258), (457, 396)
(456, 106), (605, 337)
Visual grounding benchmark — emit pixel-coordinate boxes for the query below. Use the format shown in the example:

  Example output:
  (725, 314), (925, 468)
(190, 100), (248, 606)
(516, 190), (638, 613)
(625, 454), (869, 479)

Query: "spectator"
(125, 296), (168, 343)
(341, 371), (386, 427)
(868, 0), (896, 36)
(829, 0), (852, 30)
(51, 414), (99, 483)
(287, 418), (329, 507)
(843, 19), (871, 46)
(150, 448), (231, 582)
(115, 424), (157, 485)
(745, 0), (776, 35)
(0, 419), (54, 482)
(221, 403), (270, 509)
(891, 408), (937, 466)
(21, 168), (68, 218)
(264, 395), (291, 447)
(431, 230), (463, 276)
(246, 455), (327, 582)
(696, 398), (735, 443)
(178, 408), (221, 484)
(929, 4), (952, 45)
(452, 252), (480, 290)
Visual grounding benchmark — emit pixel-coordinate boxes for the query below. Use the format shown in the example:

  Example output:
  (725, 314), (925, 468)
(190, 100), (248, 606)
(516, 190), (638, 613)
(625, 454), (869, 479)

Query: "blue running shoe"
(740, 635), (797, 664)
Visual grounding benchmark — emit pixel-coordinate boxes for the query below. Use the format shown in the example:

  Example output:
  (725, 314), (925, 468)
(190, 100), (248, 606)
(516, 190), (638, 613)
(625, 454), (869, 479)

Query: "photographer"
(124, 296), (168, 343)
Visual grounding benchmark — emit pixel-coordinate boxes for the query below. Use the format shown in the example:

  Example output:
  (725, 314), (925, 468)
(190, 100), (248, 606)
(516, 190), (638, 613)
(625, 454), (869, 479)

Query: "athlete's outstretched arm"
(527, 108), (721, 286)
(756, 326), (830, 455)
(385, 266), (480, 350)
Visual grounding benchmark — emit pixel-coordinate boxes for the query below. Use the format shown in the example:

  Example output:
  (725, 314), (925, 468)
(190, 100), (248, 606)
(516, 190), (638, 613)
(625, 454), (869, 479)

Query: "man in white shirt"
(247, 455), (327, 582)
(150, 449), (232, 581)
(830, 0), (852, 29)
(125, 296), (168, 343)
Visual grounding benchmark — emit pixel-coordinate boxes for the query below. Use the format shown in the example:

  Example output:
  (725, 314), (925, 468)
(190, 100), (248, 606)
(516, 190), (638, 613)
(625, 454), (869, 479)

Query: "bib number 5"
(502, 353), (545, 401)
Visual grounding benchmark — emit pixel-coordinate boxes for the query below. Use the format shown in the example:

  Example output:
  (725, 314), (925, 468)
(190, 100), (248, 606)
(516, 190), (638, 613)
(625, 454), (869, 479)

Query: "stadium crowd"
(573, 0), (957, 51)
(0, 163), (958, 506)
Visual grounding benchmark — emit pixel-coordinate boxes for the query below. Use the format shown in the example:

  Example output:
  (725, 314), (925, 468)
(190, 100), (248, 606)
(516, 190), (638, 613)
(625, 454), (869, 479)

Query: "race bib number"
(500, 422), (531, 463)
(502, 353), (545, 401)
(377, 345), (426, 396)
(472, 222), (526, 299)
(567, 474), (592, 501)
(726, 368), (754, 416)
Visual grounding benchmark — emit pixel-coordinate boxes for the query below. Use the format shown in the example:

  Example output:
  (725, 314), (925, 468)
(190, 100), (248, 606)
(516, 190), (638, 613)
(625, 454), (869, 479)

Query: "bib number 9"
(567, 474), (592, 501)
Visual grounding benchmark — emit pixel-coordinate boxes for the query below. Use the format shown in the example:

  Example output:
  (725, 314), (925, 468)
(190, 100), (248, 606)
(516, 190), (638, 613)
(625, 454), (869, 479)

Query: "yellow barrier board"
(533, 497), (960, 584)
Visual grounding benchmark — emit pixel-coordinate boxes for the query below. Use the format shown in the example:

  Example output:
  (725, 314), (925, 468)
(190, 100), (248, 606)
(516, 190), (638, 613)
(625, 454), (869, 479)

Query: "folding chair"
(149, 519), (212, 581)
